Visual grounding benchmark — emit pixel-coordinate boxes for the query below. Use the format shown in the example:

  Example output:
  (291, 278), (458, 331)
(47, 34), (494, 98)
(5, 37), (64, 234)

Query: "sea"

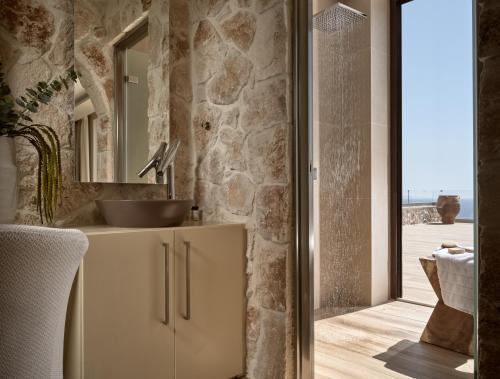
(402, 197), (474, 220)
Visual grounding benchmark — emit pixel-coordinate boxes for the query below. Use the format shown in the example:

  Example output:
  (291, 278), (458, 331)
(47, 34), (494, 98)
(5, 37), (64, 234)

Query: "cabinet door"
(174, 225), (246, 379)
(82, 230), (175, 379)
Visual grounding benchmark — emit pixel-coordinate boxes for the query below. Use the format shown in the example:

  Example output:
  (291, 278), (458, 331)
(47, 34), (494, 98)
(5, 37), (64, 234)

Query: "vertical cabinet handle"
(162, 242), (170, 325)
(183, 241), (191, 320)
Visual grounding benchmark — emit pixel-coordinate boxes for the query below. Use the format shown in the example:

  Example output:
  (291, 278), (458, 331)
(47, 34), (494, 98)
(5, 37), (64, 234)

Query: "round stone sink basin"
(96, 199), (193, 228)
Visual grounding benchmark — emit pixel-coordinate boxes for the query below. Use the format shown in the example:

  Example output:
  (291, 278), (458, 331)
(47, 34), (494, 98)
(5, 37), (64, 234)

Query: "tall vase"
(436, 195), (461, 224)
(0, 136), (18, 224)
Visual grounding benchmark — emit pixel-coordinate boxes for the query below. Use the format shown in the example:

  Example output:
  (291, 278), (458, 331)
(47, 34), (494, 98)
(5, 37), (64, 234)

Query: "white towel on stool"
(434, 248), (474, 315)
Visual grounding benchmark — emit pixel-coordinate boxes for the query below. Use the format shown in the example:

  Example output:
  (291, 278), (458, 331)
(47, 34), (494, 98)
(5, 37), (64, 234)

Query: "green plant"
(0, 63), (78, 224)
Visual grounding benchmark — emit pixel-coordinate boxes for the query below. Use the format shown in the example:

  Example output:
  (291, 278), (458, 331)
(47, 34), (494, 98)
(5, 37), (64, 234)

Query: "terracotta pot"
(0, 136), (18, 224)
(436, 195), (461, 224)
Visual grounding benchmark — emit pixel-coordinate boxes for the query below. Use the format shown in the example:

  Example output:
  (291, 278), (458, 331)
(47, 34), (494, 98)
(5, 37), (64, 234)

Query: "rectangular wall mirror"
(74, 0), (170, 184)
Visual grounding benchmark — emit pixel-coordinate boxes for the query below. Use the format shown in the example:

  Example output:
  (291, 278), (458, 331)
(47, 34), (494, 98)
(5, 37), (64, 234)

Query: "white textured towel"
(434, 248), (474, 315)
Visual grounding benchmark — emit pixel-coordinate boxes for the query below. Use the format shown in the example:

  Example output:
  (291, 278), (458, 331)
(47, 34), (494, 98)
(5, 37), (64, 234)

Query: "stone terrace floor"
(402, 222), (475, 305)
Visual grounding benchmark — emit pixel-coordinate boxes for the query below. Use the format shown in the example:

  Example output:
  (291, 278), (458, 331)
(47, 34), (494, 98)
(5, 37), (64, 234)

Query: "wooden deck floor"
(315, 301), (474, 379)
(402, 223), (474, 305)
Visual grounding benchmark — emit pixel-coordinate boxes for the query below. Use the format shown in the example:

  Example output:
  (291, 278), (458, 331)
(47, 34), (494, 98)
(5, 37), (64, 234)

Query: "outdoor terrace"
(402, 222), (474, 305)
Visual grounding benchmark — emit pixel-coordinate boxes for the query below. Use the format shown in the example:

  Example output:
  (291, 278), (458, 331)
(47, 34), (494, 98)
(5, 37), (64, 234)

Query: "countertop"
(77, 221), (245, 235)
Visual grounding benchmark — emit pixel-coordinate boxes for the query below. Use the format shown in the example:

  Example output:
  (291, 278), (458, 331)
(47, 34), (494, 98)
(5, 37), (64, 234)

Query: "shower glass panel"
(308, 1), (476, 378)
(312, 4), (372, 378)
(312, 2), (368, 320)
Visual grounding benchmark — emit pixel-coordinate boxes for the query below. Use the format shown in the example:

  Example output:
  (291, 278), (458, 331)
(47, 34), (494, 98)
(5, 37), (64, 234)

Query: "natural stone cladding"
(185, 2), (294, 378)
(1, 0), (169, 225)
(402, 204), (441, 225)
(2, 0), (294, 378)
(477, 0), (500, 376)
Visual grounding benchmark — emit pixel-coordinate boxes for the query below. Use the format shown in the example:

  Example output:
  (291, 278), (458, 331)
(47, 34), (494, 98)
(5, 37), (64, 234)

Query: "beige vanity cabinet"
(174, 227), (246, 379)
(65, 224), (246, 379)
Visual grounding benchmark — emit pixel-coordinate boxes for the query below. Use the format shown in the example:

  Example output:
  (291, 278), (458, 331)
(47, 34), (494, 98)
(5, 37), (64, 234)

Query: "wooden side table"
(419, 257), (474, 356)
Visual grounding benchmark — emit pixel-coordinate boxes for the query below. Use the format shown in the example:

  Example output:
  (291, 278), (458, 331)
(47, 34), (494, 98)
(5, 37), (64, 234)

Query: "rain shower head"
(313, 2), (367, 33)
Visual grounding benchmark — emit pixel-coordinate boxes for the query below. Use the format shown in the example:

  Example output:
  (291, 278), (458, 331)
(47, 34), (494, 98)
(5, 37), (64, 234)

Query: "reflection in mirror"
(74, 0), (169, 184)
(74, 81), (97, 182)
(115, 22), (150, 183)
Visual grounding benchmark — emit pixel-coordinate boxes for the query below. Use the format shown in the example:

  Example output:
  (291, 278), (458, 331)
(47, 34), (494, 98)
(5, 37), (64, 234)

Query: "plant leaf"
(26, 103), (38, 112)
(50, 81), (62, 91)
(26, 88), (38, 97)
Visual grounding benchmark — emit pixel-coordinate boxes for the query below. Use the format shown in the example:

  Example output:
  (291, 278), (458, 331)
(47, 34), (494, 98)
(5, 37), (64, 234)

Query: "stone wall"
(402, 204), (441, 225)
(169, 0), (195, 200)
(1, 0), (294, 378)
(0, 0), (169, 225)
(75, 0), (117, 181)
(477, 1), (500, 376)
(187, 1), (293, 378)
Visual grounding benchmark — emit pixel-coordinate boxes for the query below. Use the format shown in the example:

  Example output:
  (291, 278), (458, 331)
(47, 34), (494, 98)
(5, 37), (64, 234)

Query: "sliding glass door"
(399, 0), (475, 306)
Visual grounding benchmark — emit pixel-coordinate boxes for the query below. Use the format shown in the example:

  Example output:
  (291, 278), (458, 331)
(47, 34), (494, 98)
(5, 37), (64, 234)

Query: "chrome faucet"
(138, 140), (180, 199)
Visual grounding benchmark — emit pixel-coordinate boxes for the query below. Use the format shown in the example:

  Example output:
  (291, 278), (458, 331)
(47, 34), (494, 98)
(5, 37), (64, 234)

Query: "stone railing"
(402, 203), (441, 225)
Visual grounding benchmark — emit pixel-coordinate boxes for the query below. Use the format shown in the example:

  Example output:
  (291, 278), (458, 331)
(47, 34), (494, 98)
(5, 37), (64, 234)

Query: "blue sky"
(402, 0), (474, 200)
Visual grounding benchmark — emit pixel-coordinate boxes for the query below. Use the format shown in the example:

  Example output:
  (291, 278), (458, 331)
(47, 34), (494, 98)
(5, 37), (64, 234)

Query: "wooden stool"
(419, 257), (474, 356)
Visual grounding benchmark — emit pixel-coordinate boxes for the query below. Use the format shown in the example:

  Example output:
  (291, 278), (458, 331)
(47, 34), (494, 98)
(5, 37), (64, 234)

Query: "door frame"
(295, 0), (479, 377)
(389, 0), (415, 299)
(294, 0), (314, 378)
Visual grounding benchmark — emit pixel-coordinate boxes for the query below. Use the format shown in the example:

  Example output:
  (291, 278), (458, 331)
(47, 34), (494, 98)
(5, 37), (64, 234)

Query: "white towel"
(434, 248), (474, 315)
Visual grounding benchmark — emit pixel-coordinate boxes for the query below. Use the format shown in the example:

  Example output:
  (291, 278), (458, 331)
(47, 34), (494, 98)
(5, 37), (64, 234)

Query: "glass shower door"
(124, 35), (150, 183)
(312, 1), (369, 322)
